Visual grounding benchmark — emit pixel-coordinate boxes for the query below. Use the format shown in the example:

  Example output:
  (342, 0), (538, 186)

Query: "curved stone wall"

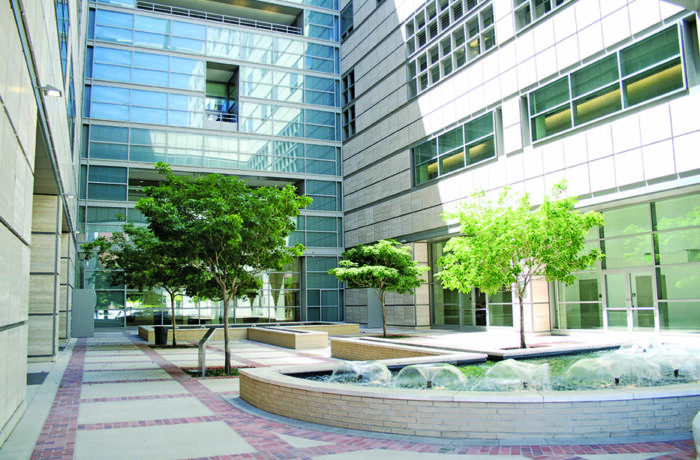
(240, 366), (700, 441)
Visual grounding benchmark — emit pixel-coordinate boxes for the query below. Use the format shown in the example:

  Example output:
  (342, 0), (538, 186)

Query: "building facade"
(79, 0), (344, 328)
(341, 0), (700, 334)
(1, 0), (82, 444)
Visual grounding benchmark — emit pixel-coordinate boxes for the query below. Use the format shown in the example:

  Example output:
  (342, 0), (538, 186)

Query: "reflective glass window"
(653, 195), (700, 230)
(602, 204), (651, 237)
(95, 10), (133, 28)
(134, 51), (168, 70)
(134, 14), (168, 33)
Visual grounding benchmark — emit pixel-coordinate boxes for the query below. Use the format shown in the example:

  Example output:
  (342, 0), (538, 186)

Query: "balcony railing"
(136, 1), (303, 36)
(204, 110), (238, 131)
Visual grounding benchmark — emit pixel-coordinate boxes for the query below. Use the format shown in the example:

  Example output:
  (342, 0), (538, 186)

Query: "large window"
(83, 124), (341, 175)
(414, 111), (495, 185)
(92, 9), (340, 75)
(556, 194), (700, 332)
(529, 26), (685, 142)
(406, 0), (494, 96)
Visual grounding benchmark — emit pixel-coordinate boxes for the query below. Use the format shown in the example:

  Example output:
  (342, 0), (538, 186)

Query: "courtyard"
(0, 328), (696, 460)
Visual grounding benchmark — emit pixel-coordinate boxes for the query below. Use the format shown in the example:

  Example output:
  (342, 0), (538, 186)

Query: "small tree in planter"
(137, 163), (310, 373)
(438, 183), (603, 349)
(82, 223), (213, 346)
(329, 239), (429, 338)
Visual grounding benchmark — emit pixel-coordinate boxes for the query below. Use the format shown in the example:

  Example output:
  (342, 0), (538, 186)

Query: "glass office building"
(80, 0), (344, 327)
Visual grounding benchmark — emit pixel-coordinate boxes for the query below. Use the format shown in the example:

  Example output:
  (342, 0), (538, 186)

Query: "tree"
(329, 239), (429, 338)
(82, 223), (213, 346)
(438, 183), (604, 349)
(137, 163), (310, 373)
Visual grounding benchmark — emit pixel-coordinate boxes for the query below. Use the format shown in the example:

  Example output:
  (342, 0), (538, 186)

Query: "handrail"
(135, 1), (303, 36)
(205, 110), (237, 124)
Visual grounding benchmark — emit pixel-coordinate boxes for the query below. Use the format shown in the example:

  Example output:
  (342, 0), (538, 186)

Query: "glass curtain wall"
(82, 0), (343, 327)
(556, 194), (700, 332)
(429, 241), (513, 329)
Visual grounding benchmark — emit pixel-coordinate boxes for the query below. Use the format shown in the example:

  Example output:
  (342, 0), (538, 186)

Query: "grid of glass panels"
(82, 124), (342, 175)
(88, 84), (205, 127)
(290, 216), (343, 248)
(91, 9), (340, 75)
(430, 241), (513, 328)
(239, 67), (339, 108)
(513, 0), (572, 32)
(406, 0), (494, 96)
(88, 45), (206, 91)
(556, 194), (700, 332)
(306, 257), (343, 321)
(529, 25), (685, 141)
(304, 10), (338, 42)
(414, 111), (495, 185)
(305, 179), (343, 211)
(86, 84), (339, 140)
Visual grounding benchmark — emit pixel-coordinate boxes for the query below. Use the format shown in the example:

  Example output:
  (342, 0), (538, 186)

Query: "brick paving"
(6, 331), (696, 460)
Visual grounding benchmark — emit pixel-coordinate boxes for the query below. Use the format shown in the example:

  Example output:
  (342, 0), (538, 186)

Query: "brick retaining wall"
(240, 367), (700, 440)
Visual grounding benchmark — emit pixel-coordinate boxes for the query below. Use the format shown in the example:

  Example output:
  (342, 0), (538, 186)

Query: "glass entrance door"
(605, 270), (657, 331)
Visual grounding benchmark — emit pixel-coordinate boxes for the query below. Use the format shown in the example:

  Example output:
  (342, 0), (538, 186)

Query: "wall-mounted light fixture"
(39, 85), (63, 97)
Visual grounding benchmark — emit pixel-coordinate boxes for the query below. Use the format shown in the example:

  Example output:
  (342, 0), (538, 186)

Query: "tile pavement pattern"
(28, 331), (697, 460)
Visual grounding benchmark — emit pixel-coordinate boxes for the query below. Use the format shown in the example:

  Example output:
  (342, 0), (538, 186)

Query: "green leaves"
(329, 239), (429, 337)
(438, 183), (604, 348)
(439, 183), (603, 296)
(330, 240), (429, 294)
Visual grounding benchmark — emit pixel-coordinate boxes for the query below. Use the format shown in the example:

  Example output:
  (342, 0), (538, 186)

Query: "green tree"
(137, 163), (310, 373)
(329, 239), (429, 338)
(438, 183), (604, 348)
(82, 223), (213, 346)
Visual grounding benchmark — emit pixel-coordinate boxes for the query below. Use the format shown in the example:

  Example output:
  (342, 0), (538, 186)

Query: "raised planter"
(138, 322), (359, 346)
(331, 337), (446, 360)
(248, 327), (327, 350)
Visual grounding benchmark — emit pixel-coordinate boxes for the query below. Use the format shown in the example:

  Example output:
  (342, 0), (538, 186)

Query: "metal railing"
(136, 1), (303, 36)
(205, 110), (237, 124)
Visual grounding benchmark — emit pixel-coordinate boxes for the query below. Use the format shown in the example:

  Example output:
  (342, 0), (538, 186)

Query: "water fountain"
(477, 359), (551, 391)
(329, 361), (392, 384)
(395, 363), (467, 389)
(240, 341), (700, 440)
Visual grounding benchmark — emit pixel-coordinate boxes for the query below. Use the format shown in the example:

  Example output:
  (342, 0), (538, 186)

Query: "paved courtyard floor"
(0, 329), (696, 460)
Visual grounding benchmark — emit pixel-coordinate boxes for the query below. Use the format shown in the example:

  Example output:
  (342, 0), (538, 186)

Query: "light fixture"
(64, 194), (76, 199)
(39, 85), (63, 97)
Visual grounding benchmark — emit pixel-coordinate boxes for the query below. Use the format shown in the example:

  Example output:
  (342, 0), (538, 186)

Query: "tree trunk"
(223, 294), (231, 374)
(518, 293), (527, 349)
(170, 292), (177, 347)
(379, 290), (387, 338)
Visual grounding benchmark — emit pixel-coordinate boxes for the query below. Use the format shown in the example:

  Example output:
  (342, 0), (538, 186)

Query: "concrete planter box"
(138, 322), (359, 348)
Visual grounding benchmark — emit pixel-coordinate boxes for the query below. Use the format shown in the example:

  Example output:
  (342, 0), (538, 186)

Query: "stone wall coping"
(240, 365), (700, 404)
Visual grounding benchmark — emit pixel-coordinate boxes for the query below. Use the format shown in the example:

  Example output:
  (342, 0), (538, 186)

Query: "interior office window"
(414, 111), (496, 185)
(529, 25), (684, 142)
(340, 2), (354, 40)
(514, 0), (571, 32)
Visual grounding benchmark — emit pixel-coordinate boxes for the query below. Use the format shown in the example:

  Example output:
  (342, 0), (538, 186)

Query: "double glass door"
(605, 270), (657, 331)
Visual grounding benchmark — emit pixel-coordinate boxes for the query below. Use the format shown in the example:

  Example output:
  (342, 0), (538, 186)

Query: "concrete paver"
(0, 329), (696, 460)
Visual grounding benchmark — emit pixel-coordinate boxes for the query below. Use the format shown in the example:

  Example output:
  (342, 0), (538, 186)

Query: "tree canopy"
(438, 183), (604, 348)
(329, 239), (429, 337)
(81, 223), (215, 346)
(136, 162), (311, 372)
